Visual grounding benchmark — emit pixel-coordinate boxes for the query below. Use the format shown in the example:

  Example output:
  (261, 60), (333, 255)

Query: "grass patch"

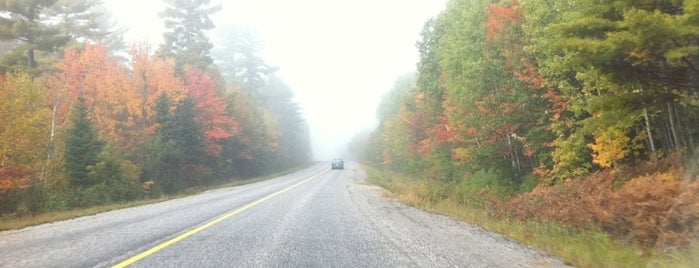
(363, 164), (698, 268)
(0, 197), (169, 231)
(0, 164), (311, 231)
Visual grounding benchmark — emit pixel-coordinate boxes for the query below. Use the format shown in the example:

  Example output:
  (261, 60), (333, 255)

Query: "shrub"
(499, 165), (697, 250)
(452, 169), (513, 209)
(657, 178), (699, 250)
(498, 170), (615, 229)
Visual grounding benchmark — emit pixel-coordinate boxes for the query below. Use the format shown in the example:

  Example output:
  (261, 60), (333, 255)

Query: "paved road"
(0, 162), (567, 267)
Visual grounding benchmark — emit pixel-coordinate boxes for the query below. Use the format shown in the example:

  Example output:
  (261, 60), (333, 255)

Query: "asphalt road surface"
(0, 162), (568, 267)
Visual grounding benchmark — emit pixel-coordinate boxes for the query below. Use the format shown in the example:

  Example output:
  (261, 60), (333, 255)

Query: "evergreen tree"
(87, 143), (142, 202)
(48, 0), (103, 42)
(0, 0), (70, 71)
(48, 0), (126, 54)
(158, 0), (220, 72)
(213, 28), (275, 94)
(64, 97), (102, 187)
(145, 93), (206, 193)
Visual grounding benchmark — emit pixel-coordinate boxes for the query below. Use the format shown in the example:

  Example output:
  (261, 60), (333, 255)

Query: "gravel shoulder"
(344, 163), (569, 267)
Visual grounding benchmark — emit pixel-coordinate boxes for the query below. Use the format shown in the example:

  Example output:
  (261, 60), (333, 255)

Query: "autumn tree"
(184, 69), (239, 157)
(522, 0), (699, 177)
(0, 72), (50, 190)
(46, 44), (130, 155)
(375, 88), (426, 173)
(413, 16), (456, 180)
(437, 0), (527, 181)
(126, 44), (186, 147)
(221, 86), (279, 177)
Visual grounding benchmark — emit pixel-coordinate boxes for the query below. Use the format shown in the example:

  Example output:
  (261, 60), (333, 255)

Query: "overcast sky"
(106, 0), (449, 160)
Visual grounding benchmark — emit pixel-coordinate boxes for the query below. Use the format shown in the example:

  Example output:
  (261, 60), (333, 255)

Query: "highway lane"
(0, 164), (328, 268)
(0, 162), (567, 267)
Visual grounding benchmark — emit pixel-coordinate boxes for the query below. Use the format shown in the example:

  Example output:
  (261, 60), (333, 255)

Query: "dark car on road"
(331, 158), (344, 170)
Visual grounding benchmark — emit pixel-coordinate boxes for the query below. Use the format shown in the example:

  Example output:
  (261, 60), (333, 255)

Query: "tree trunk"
(26, 48), (36, 69)
(643, 107), (657, 164)
(672, 102), (687, 148)
(507, 135), (515, 169)
(140, 70), (149, 131)
(668, 102), (680, 150)
(513, 136), (521, 174)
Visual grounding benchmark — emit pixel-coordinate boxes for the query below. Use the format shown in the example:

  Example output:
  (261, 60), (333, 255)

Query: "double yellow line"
(112, 168), (328, 268)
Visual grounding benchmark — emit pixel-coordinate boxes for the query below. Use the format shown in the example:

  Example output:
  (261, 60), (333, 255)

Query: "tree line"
(366, 0), (698, 190)
(0, 0), (310, 215)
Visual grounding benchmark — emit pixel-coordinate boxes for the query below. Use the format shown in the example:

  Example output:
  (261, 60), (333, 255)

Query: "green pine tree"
(64, 97), (103, 187)
(0, 0), (70, 72)
(158, 0), (220, 72)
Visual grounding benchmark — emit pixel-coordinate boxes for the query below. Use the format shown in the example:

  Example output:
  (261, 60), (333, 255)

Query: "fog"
(107, 0), (448, 160)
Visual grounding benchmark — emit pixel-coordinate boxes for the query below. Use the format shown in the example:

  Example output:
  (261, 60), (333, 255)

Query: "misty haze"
(1, 0), (698, 267)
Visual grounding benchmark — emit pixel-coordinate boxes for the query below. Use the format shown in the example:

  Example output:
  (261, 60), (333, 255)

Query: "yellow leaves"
(589, 128), (630, 168)
(0, 73), (51, 187)
(452, 147), (473, 162)
(414, 92), (425, 105)
(550, 132), (591, 180)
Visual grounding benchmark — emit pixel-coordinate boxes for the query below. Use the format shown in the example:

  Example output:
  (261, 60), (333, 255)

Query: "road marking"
(112, 168), (329, 268)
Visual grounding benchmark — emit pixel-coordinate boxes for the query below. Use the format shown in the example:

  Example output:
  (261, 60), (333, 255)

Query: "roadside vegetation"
(358, 0), (699, 267)
(365, 162), (698, 267)
(0, 0), (310, 224)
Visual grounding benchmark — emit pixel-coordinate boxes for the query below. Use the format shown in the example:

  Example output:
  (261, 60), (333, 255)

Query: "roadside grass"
(0, 164), (312, 231)
(0, 197), (169, 231)
(364, 165), (697, 268)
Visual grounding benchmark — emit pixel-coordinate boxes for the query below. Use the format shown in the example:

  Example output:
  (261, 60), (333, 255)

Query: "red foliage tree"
(184, 69), (240, 156)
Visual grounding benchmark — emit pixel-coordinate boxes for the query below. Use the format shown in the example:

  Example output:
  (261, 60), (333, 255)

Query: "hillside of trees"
(0, 0), (310, 216)
(364, 0), (699, 252)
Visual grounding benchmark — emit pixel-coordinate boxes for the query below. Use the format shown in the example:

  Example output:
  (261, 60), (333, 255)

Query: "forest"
(364, 0), (699, 258)
(0, 0), (310, 216)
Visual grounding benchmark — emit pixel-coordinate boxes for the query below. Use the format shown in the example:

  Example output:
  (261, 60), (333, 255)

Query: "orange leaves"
(184, 69), (240, 156)
(45, 43), (244, 154)
(609, 173), (681, 246)
(486, 1), (522, 40)
(0, 166), (33, 191)
(433, 115), (454, 143)
(122, 45), (189, 149)
(500, 165), (690, 248)
(129, 44), (186, 128)
(48, 44), (130, 147)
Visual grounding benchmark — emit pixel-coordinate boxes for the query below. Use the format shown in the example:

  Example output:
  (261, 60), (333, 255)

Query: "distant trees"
(214, 25), (311, 174)
(213, 28), (275, 93)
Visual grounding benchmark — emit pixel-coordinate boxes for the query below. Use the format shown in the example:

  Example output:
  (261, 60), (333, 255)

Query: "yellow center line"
(112, 168), (329, 268)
